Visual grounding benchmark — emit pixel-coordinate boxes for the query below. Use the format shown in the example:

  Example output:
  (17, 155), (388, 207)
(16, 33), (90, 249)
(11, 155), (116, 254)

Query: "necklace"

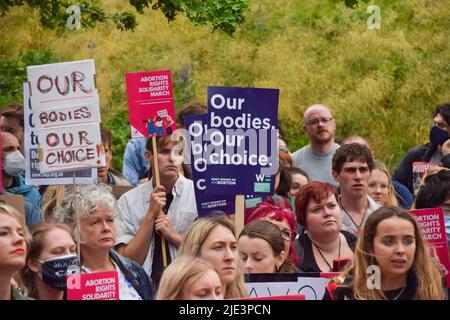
(338, 196), (369, 234)
(389, 287), (406, 300)
(312, 235), (341, 272)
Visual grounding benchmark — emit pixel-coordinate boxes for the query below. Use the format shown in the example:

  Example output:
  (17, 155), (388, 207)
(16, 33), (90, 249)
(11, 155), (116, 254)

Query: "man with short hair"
(116, 135), (197, 287)
(393, 103), (450, 195)
(332, 143), (379, 235)
(1, 104), (25, 154)
(292, 104), (339, 187)
(1, 132), (42, 227)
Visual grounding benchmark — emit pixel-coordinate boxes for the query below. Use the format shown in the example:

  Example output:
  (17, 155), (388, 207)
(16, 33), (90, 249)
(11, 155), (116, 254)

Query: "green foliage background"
(1, 0), (450, 172)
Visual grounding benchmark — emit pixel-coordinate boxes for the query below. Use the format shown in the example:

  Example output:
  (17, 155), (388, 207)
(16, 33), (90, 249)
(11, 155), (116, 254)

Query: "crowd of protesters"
(1, 101), (449, 300)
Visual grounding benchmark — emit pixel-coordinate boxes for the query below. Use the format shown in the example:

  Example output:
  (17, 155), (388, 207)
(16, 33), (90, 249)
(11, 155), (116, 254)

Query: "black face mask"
(429, 125), (449, 146)
(38, 254), (80, 291)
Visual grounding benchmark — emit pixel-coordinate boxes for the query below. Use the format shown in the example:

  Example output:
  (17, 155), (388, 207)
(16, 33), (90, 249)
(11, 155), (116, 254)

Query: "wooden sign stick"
(73, 171), (81, 258)
(235, 195), (245, 237)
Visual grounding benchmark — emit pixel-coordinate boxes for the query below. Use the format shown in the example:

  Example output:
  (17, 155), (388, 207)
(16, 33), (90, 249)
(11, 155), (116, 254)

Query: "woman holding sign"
(324, 206), (445, 300)
(0, 204), (31, 300)
(180, 215), (247, 299)
(21, 223), (79, 300)
(295, 182), (356, 272)
(55, 183), (154, 300)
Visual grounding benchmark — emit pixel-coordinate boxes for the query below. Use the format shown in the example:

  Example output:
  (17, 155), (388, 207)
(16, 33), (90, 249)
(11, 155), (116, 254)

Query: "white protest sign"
(23, 83), (97, 184)
(245, 273), (335, 300)
(27, 59), (98, 110)
(26, 59), (103, 174)
(37, 123), (105, 173)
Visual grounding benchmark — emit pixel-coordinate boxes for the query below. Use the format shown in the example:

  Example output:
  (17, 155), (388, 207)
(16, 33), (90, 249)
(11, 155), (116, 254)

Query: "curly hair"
(332, 143), (374, 173)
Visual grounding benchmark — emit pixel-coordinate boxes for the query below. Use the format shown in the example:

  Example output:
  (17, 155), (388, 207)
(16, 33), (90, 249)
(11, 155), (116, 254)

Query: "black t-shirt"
(297, 231), (357, 272)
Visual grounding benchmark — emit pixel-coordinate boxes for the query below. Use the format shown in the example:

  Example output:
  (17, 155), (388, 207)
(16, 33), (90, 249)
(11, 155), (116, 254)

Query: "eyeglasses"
(279, 145), (290, 153)
(442, 204), (450, 214)
(280, 228), (297, 241)
(304, 117), (333, 127)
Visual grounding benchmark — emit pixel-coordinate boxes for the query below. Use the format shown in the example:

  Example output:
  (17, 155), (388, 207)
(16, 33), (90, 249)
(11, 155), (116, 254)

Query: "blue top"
(122, 138), (149, 186)
(7, 172), (41, 209)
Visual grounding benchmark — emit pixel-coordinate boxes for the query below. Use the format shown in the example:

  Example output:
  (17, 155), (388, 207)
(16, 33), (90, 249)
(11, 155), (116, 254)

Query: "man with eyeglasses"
(292, 104), (339, 187)
(332, 143), (379, 235)
(393, 103), (450, 196)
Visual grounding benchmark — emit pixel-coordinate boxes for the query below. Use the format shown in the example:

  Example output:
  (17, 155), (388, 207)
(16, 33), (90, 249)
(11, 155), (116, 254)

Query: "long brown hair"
(239, 220), (298, 273)
(342, 205), (444, 300)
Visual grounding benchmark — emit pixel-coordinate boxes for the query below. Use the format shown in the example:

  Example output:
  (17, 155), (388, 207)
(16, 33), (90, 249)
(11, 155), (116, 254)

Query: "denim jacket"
(109, 249), (155, 300)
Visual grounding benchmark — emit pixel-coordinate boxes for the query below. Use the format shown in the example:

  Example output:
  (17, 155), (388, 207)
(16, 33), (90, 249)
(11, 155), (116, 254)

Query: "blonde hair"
(0, 204), (31, 244)
(372, 160), (398, 206)
(41, 186), (66, 222)
(179, 216), (247, 299)
(156, 256), (219, 300)
(341, 205), (444, 300)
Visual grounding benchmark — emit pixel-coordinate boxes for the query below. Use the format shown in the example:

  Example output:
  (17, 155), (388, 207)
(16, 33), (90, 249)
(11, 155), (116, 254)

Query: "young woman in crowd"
(368, 160), (398, 207)
(0, 204), (31, 300)
(324, 205), (445, 300)
(295, 182), (356, 272)
(277, 167), (309, 201)
(179, 215), (247, 299)
(22, 223), (79, 300)
(245, 201), (300, 265)
(156, 256), (223, 300)
(238, 220), (298, 273)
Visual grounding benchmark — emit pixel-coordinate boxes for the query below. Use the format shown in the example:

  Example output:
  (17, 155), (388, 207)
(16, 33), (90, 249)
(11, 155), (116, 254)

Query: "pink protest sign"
(125, 70), (176, 138)
(410, 207), (450, 287)
(67, 270), (119, 300)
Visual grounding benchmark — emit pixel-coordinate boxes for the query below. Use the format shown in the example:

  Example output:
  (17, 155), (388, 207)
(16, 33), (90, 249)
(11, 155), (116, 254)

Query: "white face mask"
(3, 150), (26, 177)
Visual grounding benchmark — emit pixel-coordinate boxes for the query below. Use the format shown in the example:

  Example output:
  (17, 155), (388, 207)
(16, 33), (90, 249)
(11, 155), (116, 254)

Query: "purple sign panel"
(184, 114), (235, 216)
(205, 87), (279, 196)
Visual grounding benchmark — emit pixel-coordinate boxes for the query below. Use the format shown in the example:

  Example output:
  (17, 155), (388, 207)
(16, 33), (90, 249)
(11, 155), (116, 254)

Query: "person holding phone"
(295, 182), (356, 272)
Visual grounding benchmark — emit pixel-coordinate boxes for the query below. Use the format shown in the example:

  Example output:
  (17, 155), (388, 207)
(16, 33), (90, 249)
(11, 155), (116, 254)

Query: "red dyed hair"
(245, 201), (300, 265)
(295, 182), (338, 229)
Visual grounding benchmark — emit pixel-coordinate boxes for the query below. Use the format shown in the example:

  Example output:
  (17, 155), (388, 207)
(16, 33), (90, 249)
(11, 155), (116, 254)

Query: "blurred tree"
(0, 0), (249, 35)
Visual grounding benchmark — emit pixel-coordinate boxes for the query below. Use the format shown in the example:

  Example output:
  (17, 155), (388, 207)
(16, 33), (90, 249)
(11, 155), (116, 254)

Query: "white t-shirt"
(340, 195), (380, 235)
(116, 175), (198, 277)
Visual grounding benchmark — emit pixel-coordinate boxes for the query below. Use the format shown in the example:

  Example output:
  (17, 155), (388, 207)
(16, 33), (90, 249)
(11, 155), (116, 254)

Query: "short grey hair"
(53, 183), (121, 231)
